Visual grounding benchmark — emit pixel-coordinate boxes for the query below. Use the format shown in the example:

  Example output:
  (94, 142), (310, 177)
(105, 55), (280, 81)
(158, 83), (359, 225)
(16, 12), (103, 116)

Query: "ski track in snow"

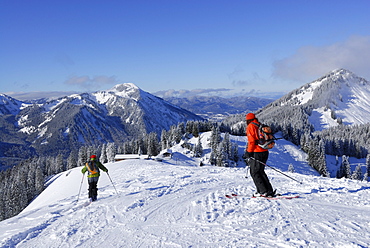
(1, 137), (370, 247)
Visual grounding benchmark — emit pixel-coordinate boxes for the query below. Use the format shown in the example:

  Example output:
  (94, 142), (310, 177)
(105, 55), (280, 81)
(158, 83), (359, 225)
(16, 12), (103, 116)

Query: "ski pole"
(77, 173), (85, 202)
(107, 172), (119, 195)
(249, 157), (303, 184)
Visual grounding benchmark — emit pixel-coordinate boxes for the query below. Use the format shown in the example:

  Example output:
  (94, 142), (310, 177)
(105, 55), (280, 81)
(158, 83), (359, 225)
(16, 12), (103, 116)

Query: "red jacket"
(246, 119), (268, 153)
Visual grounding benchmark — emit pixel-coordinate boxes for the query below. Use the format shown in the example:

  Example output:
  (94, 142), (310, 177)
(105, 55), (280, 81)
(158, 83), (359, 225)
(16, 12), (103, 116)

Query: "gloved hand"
(244, 152), (254, 163)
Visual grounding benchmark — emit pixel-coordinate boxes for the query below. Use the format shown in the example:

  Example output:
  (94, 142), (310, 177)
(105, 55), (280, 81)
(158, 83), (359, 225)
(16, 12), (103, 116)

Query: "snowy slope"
(1, 134), (370, 247)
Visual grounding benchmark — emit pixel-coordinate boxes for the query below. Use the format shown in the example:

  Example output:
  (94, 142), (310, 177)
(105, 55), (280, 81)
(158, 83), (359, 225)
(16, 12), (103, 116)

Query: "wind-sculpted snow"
(1, 141), (370, 247)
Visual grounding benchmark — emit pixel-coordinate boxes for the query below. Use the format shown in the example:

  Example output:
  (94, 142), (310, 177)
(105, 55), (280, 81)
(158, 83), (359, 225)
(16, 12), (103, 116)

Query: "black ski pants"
(88, 176), (99, 201)
(249, 151), (274, 194)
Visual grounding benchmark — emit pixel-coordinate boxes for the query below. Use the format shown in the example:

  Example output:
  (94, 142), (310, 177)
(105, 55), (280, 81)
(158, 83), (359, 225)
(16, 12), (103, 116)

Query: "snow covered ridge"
(262, 68), (370, 130)
(1, 133), (370, 247)
(0, 94), (29, 115)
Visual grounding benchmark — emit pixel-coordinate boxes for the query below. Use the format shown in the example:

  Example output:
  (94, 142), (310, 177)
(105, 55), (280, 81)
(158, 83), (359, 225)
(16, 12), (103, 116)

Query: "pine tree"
(78, 146), (88, 167)
(177, 122), (185, 136)
(100, 143), (108, 163)
(106, 143), (116, 162)
(123, 142), (131, 154)
(352, 164), (362, 180)
(8, 168), (28, 218)
(67, 150), (78, 170)
(37, 157), (47, 175)
(364, 154), (370, 181)
(54, 153), (64, 174)
(137, 145), (142, 156)
(318, 140), (329, 177)
(210, 126), (221, 151)
(194, 136), (203, 158)
(173, 125), (183, 143)
(345, 156), (351, 178)
(0, 190), (4, 221)
(223, 133), (231, 159)
(26, 161), (36, 202)
(338, 155), (351, 178)
(192, 122), (199, 137)
(161, 129), (169, 150)
(35, 165), (45, 195)
(147, 132), (159, 156)
(336, 156), (347, 178)
(185, 121), (193, 134)
(215, 143), (227, 167)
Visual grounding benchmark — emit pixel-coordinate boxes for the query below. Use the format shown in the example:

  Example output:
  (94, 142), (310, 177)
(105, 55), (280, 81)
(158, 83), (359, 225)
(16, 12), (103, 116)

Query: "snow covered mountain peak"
(112, 82), (139, 92)
(281, 68), (367, 106)
(318, 68), (368, 88)
(261, 68), (370, 131)
(329, 68), (358, 80)
(108, 83), (141, 100)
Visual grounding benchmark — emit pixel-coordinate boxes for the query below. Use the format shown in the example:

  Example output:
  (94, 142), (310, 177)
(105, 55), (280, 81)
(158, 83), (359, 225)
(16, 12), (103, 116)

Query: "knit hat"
(246, 113), (256, 120)
(90, 155), (97, 160)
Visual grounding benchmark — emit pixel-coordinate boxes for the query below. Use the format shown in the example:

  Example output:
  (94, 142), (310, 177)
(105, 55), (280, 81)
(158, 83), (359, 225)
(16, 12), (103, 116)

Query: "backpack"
(86, 161), (99, 175)
(252, 122), (276, 149)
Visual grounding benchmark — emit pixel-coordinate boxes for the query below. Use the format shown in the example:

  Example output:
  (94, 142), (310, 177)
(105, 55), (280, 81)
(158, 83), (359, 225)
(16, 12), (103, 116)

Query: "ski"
(225, 193), (238, 198)
(226, 193), (299, 200)
(251, 195), (300, 200)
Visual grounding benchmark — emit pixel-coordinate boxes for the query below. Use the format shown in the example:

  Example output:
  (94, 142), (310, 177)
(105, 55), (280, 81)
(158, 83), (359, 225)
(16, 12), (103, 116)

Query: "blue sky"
(1, 0), (370, 99)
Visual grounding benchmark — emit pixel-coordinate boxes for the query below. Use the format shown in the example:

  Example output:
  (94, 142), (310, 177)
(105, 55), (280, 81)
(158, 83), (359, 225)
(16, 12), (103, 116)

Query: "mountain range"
(1, 68), (370, 170)
(0, 83), (203, 169)
(161, 95), (273, 120)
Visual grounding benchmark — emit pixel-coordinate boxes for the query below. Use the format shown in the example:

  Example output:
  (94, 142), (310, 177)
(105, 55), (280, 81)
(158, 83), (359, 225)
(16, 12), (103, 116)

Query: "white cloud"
(64, 75), (119, 90)
(272, 35), (370, 82)
(154, 88), (231, 98)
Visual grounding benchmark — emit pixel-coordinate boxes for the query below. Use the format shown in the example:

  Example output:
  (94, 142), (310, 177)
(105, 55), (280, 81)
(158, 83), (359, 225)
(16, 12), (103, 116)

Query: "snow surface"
(1, 133), (370, 248)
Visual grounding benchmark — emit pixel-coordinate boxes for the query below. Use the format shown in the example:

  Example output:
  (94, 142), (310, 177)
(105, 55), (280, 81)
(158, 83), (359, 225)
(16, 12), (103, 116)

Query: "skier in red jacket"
(245, 113), (275, 197)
